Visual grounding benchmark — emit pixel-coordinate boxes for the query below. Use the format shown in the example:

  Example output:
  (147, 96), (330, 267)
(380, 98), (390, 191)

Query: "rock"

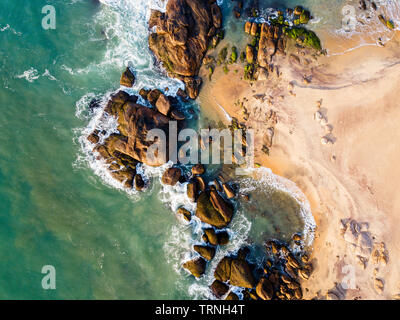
(225, 292), (239, 300)
(250, 23), (258, 36)
(98, 93), (172, 167)
(210, 280), (229, 298)
(217, 231), (229, 245)
(177, 207), (192, 222)
(237, 247), (250, 261)
(292, 233), (302, 242)
(183, 76), (202, 99)
(210, 3), (222, 29)
(194, 245), (215, 261)
(245, 21), (252, 34)
(148, 0), (218, 98)
(214, 257), (232, 282)
(170, 109), (185, 121)
(187, 181), (198, 202)
(177, 88), (188, 100)
(87, 132), (100, 144)
(139, 88), (149, 100)
(110, 167), (136, 188)
(258, 24), (280, 67)
(230, 259), (256, 288)
(183, 257), (206, 278)
(155, 94), (171, 116)
(203, 228), (218, 246)
(147, 89), (162, 106)
(246, 45), (255, 64)
(222, 183), (235, 199)
(256, 278), (274, 300)
(120, 67), (135, 87)
(162, 167), (182, 186)
(195, 176), (206, 191)
(134, 174), (145, 191)
(213, 179), (222, 192)
(191, 164), (205, 175)
(196, 191), (233, 228)
(374, 278), (384, 294)
(286, 253), (301, 269)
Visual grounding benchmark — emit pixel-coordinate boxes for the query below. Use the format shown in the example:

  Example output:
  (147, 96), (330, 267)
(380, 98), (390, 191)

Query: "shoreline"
(199, 31), (400, 299)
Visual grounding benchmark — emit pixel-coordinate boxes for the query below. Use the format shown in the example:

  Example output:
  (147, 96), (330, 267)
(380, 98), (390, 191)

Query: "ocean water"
(0, 0), (397, 299)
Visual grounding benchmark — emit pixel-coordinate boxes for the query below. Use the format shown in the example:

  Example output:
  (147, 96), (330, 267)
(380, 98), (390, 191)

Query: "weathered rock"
(246, 45), (255, 63)
(214, 256), (232, 282)
(210, 280), (229, 298)
(148, 0), (218, 98)
(194, 245), (215, 261)
(100, 92), (172, 166)
(162, 167), (182, 186)
(120, 67), (135, 87)
(230, 259), (256, 288)
(196, 191), (233, 228)
(170, 109), (186, 121)
(225, 292), (239, 300)
(222, 183), (235, 199)
(217, 231), (229, 245)
(139, 88), (150, 100)
(177, 207), (192, 222)
(134, 174), (145, 191)
(155, 94), (171, 116)
(195, 176), (206, 191)
(183, 257), (206, 278)
(187, 181), (199, 202)
(258, 24), (280, 67)
(250, 23), (258, 36)
(87, 132), (100, 144)
(147, 89), (162, 106)
(203, 228), (218, 246)
(256, 278), (274, 300)
(191, 164), (205, 175)
(183, 76), (202, 99)
(245, 21), (252, 34)
(210, 190), (233, 223)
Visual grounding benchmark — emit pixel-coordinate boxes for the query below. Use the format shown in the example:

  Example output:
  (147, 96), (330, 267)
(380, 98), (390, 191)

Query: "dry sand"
(198, 32), (400, 300)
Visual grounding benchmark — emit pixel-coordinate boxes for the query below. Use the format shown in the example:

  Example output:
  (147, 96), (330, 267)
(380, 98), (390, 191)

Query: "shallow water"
(0, 0), (397, 299)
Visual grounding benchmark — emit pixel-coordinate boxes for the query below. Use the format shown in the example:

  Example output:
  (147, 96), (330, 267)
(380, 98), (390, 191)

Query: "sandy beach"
(199, 31), (400, 300)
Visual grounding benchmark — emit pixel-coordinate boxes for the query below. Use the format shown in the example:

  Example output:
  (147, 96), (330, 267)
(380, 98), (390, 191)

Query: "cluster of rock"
(241, 6), (322, 80)
(87, 76), (188, 190)
(148, 0), (223, 99)
(206, 235), (312, 300)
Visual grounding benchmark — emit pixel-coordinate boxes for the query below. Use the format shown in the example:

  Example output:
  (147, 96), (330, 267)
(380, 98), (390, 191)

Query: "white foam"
(16, 68), (40, 83)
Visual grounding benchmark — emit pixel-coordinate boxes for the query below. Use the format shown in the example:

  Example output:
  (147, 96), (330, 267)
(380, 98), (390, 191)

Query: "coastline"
(199, 32), (400, 299)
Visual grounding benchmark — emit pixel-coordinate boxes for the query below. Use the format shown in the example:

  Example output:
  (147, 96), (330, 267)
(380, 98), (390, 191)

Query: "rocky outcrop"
(210, 280), (229, 298)
(229, 259), (256, 288)
(162, 167), (182, 186)
(148, 0), (222, 99)
(194, 245), (215, 261)
(183, 257), (207, 278)
(120, 67), (135, 87)
(195, 191), (233, 228)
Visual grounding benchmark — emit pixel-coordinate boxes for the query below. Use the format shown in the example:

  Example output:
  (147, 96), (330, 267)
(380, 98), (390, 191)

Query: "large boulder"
(162, 167), (182, 186)
(100, 91), (172, 166)
(183, 257), (206, 278)
(196, 191), (233, 228)
(229, 259), (256, 288)
(194, 245), (215, 261)
(120, 67), (135, 87)
(210, 280), (229, 298)
(148, 0), (219, 98)
(155, 94), (171, 116)
(256, 278), (274, 300)
(214, 257), (232, 282)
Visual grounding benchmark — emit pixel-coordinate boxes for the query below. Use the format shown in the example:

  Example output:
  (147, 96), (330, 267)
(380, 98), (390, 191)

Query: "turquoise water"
(0, 0), (396, 300)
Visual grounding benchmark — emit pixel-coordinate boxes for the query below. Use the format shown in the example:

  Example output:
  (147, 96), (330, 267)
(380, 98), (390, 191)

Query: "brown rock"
(256, 278), (274, 300)
(217, 231), (229, 245)
(171, 109), (186, 121)
(250, 23), (258, 36)
(246, 45), (255, 64)
(230, 259), (256, 288)
(210, 3), (222, 29)
(187, 181), (198, 202)
(225, 292), (239, 300)
(214, 256), (232, 282)
(139, 88), (149, 100)
(162, 167), (182, 186)
(183, 76), (202, 99)
(196, 191), (233, 228)
(155, 94), (171, 116)
(195, 176), (206, 191)
(87, 132), (100, 144)
(209, 190), (233, 224)
(191, 164), (205, 175)
(194, 245), (215, 261)
(120, 67), (135, 87)
(147, 89), (162, 106)
(245, 21), (252, 34)
(183, 257), (206, 278)
(134, 174), (145, 191)
(222, 183), (235, 199)
(210, 280), (229, 298)
(203, 228), (218, 246)
(177, 207), (192, 222)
